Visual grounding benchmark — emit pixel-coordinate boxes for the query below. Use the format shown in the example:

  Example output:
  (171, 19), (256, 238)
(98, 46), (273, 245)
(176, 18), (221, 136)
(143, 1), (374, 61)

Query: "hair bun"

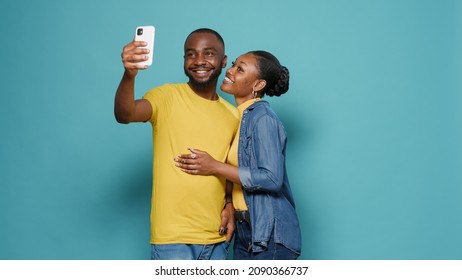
(267, 66), (289, 97)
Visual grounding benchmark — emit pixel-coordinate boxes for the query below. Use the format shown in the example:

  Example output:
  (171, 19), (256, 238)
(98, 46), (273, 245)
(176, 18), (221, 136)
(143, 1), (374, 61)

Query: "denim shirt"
(237, 100), (302, 254)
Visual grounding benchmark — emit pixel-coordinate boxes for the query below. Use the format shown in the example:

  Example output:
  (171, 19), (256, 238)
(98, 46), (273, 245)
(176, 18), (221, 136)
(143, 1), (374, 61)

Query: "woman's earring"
(253, 90), (257, 100)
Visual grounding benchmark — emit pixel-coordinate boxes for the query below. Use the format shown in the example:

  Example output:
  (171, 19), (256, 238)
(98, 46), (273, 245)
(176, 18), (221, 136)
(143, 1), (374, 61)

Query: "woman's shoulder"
(249, 101), (279, 119)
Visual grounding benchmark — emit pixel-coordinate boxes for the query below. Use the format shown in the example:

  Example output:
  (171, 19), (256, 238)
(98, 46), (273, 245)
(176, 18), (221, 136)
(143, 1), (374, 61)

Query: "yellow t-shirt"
(143, 83), (239, 244)
(227, 99), (259, 210)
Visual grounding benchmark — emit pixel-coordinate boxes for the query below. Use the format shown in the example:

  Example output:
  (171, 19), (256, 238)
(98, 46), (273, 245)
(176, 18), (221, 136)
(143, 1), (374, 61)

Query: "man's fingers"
(219, 220), (228, 235)
(226, 227), (234, 242)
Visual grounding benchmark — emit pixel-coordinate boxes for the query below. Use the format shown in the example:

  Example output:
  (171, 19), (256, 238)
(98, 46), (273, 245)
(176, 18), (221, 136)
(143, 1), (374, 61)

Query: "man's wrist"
(224, 200), (233, 208)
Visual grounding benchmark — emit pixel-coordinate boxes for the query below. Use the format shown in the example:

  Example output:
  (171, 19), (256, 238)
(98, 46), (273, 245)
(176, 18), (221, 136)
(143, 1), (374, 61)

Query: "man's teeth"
(224, 77), (233, 83)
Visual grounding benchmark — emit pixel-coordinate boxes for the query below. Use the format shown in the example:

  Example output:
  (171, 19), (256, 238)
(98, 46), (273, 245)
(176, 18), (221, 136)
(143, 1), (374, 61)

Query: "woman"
(174, 50), (301, 260)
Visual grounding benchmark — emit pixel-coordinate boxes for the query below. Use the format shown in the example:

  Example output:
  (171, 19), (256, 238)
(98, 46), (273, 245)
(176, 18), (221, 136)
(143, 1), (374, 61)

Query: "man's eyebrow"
(185, 47), (218, 52)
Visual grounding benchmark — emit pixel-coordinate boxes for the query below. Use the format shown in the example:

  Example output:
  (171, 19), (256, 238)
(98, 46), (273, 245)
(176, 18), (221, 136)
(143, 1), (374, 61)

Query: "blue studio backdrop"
(1, 0), (461, 259)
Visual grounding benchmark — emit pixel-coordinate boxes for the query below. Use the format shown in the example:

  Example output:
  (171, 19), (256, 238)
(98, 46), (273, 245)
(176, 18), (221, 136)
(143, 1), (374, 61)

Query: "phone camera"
(137, 28), (143, 36)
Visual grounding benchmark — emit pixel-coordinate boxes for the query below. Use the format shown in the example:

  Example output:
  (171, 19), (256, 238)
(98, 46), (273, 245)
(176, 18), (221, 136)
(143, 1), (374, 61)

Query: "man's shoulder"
(218, 97), (239, 118)
(152, 83), (187, 91)
(144, 83), (187, 98)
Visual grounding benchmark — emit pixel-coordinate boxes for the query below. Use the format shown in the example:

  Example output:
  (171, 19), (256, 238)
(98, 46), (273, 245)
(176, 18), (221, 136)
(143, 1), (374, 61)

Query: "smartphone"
(134, 26), (155, 66)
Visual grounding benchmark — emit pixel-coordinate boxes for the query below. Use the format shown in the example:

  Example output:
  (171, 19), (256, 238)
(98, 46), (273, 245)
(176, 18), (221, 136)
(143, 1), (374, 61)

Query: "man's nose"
(194, 54), (207, 65)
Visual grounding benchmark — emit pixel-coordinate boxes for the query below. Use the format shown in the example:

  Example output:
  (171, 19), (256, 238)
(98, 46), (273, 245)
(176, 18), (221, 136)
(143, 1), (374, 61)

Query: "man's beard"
(184, 67), (223, 88)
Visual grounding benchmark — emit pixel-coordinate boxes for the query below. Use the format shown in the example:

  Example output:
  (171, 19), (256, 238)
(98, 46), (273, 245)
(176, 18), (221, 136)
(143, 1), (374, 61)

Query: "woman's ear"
(253, 79), (266, 92)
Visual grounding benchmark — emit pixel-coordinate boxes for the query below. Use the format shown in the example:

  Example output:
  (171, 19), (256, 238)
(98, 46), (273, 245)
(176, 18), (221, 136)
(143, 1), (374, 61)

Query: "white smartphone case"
(134, 26), (155, 66)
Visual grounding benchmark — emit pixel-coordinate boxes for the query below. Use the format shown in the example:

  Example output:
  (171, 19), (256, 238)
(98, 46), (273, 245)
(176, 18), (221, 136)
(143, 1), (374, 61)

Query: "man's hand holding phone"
(121, 26), (155, 77)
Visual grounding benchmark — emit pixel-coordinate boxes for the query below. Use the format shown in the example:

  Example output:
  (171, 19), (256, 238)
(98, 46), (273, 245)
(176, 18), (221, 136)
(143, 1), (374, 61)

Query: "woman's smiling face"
(220, 53), (263, 103)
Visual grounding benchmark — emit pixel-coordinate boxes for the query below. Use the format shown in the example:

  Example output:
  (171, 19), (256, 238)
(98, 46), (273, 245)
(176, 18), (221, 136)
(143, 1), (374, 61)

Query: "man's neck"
(188, 82), (219, 101)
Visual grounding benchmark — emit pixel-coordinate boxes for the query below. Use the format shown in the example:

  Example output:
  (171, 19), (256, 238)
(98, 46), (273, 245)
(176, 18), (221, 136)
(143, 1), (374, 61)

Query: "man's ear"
(253, 79), (266, 92)
(221, 55), (227, 68)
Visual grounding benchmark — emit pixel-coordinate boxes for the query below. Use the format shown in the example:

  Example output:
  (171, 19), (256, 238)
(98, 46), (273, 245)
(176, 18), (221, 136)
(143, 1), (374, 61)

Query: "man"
(114, 28), (239, 260)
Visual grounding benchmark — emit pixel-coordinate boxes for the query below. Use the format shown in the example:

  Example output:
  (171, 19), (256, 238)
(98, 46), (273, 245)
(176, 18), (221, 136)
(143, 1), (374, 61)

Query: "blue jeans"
(151, 242), (230, 260)
(233, 220), (299, 260)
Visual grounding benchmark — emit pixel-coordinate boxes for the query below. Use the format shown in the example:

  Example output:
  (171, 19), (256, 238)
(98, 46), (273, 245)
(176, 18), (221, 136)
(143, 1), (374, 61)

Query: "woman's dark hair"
(248, 50), (289, 97)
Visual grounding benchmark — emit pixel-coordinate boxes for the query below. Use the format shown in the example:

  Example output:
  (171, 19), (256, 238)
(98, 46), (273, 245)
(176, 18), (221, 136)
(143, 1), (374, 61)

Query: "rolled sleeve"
(238, 166), (253, 190)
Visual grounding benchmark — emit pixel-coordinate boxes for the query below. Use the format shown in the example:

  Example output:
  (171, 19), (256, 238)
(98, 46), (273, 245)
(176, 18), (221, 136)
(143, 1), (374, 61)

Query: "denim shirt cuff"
(238, 166), (253, 190)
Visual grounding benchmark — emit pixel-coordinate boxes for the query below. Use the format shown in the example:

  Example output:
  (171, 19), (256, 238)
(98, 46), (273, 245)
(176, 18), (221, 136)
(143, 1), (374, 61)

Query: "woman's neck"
(235, 97), (260, 107)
